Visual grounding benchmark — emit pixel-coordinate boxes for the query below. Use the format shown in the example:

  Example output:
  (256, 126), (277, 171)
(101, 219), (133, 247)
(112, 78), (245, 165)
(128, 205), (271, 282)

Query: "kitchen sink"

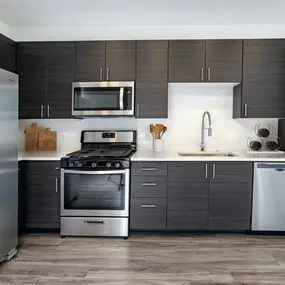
(178, 152), (236, 157)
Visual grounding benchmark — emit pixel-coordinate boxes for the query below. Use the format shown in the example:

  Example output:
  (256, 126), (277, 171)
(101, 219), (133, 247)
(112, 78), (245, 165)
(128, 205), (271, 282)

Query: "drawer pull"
(84, 221), (104, 225)
(141, 183), (157, 186)
(141, 204), (156, 208)
(141, 168), (157, 171)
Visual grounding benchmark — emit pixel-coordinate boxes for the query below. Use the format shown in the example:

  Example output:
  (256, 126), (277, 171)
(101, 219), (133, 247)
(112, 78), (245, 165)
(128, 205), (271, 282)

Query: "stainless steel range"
(60, 130), (137, 238)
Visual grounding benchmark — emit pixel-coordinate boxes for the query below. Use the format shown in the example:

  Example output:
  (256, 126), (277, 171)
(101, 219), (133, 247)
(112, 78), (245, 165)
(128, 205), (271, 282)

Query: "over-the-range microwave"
(72, 81), (135, 117)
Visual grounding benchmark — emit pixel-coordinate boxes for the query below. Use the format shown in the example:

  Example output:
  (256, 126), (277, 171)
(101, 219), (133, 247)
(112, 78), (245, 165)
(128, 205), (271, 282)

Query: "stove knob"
(91, 162), (97, 168)
(69, 162), (75, 168)
(77, 162), (83, 168)
(106, 162), (112, 168)
(115, 162), (121, 168)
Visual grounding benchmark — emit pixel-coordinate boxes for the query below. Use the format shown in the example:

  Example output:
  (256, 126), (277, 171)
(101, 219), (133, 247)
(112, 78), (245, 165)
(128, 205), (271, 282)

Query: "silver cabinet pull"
(106, 68), (110, 81)
(207, 68), (211, 81)
(136, 104), (140, 117)
(142, 168), (157, 171)
(84, 220), (104, 225)
(244, 104), (248, 117)
(55, 177), (59, 193)
(212, 163), (216, 179)
(141, 183), (157, 186)
(41, 105), (44, 118)
(201, 68), (204, 81)
(47, 104), (50, 118)
(55, 167), (59, 170)
(100, 68), (103, 81)
(141, 204), (156, 208)
(205, 163), (208, 178)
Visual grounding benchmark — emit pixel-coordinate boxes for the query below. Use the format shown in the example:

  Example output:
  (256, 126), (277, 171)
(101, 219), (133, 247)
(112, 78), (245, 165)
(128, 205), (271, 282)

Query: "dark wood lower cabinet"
(23, 161), (60, 230)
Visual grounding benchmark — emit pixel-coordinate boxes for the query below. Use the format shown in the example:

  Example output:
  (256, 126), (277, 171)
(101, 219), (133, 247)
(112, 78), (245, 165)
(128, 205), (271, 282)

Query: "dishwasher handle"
(255, 163), (285, 170)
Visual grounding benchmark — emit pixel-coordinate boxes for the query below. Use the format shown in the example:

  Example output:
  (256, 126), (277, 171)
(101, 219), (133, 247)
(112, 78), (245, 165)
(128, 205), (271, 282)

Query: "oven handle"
(119, 87), (124, 110)
(62, 169), (127, 175)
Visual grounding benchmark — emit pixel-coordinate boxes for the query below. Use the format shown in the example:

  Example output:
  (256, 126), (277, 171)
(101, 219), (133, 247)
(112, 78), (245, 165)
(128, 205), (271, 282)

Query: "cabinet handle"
(201, 68), (204, 81)
(212, 163), (216, 179)
(40, 105), (44, 118)
(47, 104), (50, 118)
(141, 183), (157, 186)
(244, 104), (248, 117)
(207, 68), (211, 81)
(141, 204), (156, 208)
(205, 163), (208, 178)
(106, 68), (110, 81)
(136, 104), (140, 117)
(142, 168), (157, 171)
(55, 177), (59, 193)
(84, 220), (104, 225)
(100, 68), (103, 81)
(55, 167), (59, 170)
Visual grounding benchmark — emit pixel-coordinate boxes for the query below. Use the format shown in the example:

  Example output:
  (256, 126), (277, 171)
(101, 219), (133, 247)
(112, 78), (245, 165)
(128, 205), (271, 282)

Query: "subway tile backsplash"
(19, 84), (278, 152)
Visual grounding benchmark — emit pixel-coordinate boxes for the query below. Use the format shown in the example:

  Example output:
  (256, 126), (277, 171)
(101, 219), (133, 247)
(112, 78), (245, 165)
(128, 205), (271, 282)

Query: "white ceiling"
(0, 0), (285, 27)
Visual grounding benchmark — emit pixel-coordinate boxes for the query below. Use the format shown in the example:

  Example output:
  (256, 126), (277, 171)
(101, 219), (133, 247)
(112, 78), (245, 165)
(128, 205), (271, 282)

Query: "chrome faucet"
(200, 111), (212, 151)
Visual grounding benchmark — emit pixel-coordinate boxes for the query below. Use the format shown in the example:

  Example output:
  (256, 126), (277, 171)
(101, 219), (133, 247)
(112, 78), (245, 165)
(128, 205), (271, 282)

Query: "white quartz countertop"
(18, 151), (68, 161)
(131, 151), (285, 162)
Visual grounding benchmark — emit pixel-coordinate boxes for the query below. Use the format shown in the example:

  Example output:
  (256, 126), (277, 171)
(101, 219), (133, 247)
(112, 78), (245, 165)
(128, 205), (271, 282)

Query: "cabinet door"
(209, 162), (252, 230)
(18, 162), (25, 234)
(136, 40), (168, 82)
(24, 161), (60, 229)
(17, 42), (47, 119)
(206, 40), (242, 83)
(242, 39), (285, 118)
(105, 41), (136, 81)
(75, 41), (105, 82)
(167, 162), (209, 230)
(0, 33), (16, 73)
(47, 42), (75, 118)
(169, 40), (205, 82)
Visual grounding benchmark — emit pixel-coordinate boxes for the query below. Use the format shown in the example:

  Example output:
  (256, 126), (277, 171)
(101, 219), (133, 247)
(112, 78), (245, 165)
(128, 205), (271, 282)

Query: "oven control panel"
(61, 158), (129, 170)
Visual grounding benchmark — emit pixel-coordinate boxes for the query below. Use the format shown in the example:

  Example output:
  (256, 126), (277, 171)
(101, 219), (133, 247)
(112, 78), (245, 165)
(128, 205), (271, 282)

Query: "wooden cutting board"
(39, 128), (57, 151)
(25, 123), (40, 151)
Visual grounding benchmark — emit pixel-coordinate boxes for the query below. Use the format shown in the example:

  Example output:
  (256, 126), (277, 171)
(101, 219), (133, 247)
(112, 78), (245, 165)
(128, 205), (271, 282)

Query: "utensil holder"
(153, 139), (164, 152)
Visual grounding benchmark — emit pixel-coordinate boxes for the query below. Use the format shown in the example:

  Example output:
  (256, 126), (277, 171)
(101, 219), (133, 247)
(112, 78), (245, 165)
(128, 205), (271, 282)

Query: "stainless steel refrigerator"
(0, 69), (18, 263)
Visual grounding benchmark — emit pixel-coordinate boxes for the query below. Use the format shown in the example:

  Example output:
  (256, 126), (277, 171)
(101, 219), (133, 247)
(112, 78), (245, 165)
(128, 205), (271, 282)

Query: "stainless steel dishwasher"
(252, 162), (285, 231)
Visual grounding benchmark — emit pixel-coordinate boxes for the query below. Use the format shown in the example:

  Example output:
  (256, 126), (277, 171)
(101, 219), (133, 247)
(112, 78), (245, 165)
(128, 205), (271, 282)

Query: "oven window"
(64, 173), (126, 210)
(74, 87), (121, 110)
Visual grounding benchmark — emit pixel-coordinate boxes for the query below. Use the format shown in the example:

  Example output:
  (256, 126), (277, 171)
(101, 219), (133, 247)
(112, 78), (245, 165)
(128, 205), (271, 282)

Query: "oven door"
(72, 82), (134, 116)
(61, 169), (130, 217)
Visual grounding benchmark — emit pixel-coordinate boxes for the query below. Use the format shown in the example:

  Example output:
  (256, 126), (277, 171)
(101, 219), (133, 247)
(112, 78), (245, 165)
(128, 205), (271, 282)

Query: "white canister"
(153, 139), (164, 152)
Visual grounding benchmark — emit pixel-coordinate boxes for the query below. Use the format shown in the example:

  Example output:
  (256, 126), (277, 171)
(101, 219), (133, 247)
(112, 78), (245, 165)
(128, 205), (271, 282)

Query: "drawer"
(131, 176), (167, 198)
(24, 161), (60, 176)
(131, 162), (167, 176)
(130, 198), (166, 230)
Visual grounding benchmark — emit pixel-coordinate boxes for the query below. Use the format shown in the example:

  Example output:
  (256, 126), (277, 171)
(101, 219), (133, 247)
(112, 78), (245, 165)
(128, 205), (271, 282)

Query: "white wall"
(19, 84), (278, 153)
(11, 24), (285, 41)
(0, 20), (11, 38)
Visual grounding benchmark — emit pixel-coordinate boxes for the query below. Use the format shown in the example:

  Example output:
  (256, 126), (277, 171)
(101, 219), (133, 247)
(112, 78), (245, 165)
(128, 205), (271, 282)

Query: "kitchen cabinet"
(0, 33), (16, 73)
(75, 40), (135, 82)
(234, 39), (285, 118)
(209, 162), (252, 230)
(130, 162), (167, 230)
(23, 161), (60, 230)
(167, 162), (209, 230)
(17, 42), (75, 119)
(18, 162), (25, 234)
(136, 40), (168, 118)
(169, 40), (242, 83)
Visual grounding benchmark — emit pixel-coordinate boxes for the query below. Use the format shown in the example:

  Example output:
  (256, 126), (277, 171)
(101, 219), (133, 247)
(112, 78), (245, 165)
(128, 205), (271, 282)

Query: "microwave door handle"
(119, 88), (124, 110)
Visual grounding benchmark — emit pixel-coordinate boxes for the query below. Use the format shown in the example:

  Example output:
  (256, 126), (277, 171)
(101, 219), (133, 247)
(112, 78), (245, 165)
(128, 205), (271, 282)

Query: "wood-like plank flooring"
(0, 233), (285, 284)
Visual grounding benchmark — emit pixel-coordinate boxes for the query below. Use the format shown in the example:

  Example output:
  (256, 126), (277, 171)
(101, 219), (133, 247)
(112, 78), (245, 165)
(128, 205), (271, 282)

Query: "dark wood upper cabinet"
(209, 162), (252, 231)
(236, 39), (285, 118)
(136, 40), (168, 118)
(206, 40), (242, 83)
(136, 40), (168, 82)
(0, 33), (16, 73)
(105, 41), (136, 81)
(17, 42), (48, 119)
(169, 40), (242, 83)
(46, 42), (75, 118)
(169, 40), (205, 82)
(75, 41), (105, 82)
